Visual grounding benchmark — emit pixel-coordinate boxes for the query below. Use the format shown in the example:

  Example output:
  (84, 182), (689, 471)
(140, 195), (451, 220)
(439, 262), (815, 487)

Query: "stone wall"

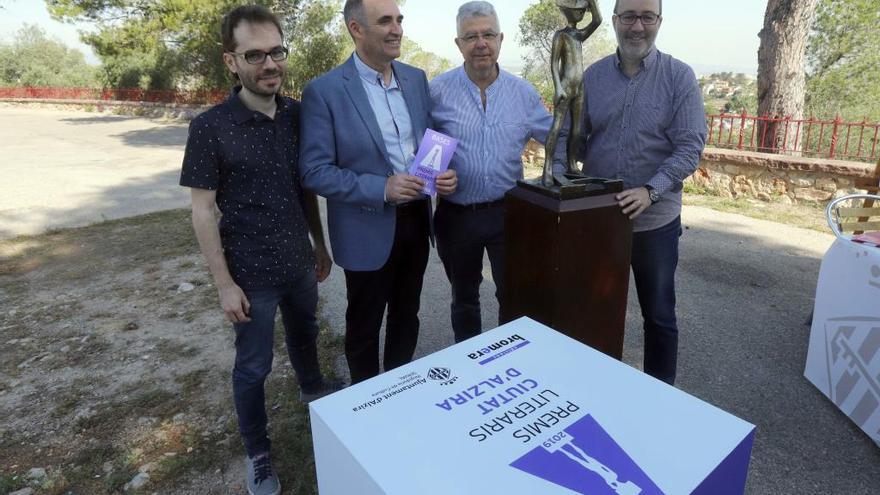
(690, 148), (879, 204)
(522, 143), (878, 204)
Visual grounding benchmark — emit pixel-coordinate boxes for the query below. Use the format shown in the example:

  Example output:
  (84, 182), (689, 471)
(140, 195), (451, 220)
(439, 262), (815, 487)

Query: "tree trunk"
(756, 0), (819, 153)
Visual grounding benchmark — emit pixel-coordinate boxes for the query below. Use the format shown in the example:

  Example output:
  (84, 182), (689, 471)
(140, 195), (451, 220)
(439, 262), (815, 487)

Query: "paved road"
(3, 108), (878, 493)
(0, 106), (190, 239)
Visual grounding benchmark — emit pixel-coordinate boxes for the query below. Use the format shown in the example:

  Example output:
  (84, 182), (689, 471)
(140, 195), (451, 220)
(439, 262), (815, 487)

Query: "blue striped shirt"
(430, 66), (556, 205)
(580, 48), (707, 232)
(353, 52), (415, 174)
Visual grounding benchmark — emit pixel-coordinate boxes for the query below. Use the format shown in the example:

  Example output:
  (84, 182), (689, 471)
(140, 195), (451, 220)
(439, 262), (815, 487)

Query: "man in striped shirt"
(430, 1), (563, 343)
(579, 0), (707, 385)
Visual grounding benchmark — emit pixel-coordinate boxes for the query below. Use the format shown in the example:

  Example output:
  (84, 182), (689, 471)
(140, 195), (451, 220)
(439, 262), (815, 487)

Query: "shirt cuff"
(646, 173), (674, 196)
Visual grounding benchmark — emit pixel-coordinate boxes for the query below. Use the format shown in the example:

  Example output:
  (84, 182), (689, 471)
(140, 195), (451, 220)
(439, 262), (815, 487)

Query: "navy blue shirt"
(180, 87), (314, 289)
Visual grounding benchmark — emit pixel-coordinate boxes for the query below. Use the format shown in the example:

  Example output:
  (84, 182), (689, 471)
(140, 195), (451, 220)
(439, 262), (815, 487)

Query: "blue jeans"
(631, 216), (682, 385)
(231, 270), (323, 457)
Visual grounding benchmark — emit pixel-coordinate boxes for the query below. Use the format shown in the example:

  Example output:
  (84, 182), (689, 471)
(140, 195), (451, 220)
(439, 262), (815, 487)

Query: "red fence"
(4, 88), (879, 163)
(707, 112), (880, 163)
(0, 86), (227, 105)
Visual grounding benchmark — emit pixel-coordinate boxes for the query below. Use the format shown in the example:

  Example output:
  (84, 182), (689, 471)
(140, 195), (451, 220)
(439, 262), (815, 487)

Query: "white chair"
(825, 193), (880, 238)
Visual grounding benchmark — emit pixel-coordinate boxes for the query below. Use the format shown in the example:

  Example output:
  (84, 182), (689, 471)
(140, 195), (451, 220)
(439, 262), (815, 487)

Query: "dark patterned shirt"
(180, 87), (314, 289)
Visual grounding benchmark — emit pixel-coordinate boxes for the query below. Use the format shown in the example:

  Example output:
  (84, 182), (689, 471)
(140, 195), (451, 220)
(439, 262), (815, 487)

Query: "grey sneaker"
(245, 453), (280, 495)
(299, 378), (345, 404)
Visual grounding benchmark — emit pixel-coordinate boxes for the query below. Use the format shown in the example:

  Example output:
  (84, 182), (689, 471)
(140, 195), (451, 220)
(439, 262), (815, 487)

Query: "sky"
(0, 0), (768, 76)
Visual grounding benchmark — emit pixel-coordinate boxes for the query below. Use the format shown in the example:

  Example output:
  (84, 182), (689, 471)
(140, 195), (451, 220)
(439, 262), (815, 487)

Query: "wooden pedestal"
(501, 184), (633, 359)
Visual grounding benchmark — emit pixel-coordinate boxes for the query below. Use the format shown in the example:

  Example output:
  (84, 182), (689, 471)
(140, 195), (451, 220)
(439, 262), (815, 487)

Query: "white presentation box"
(310, 317), (755, 494)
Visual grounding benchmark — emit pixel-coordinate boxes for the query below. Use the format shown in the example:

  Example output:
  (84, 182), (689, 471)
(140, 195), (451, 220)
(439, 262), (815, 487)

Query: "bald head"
(614, 0), (661, 14)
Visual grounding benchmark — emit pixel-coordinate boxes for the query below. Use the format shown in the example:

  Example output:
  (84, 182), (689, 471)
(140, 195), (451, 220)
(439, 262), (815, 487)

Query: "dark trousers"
(434, 198), (505, 343)
(231, 270), (323, 457)
(631, 216), (682, 385)
(343, 199), (430, 384)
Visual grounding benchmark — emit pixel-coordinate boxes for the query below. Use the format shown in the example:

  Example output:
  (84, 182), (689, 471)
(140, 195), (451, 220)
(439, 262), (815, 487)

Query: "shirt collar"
(458, 63), (504, 95)
(354, 52), (399, 89)
(613, 45), (659, 73)
(227, 86), (287, 125)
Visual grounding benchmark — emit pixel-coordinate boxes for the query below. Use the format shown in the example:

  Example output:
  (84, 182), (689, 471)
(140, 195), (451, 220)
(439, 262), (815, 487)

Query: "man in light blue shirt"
(299, 0), (457, 383)
(579, 0), (707, 384)
(430, 1), (560, 343)
(352, 53), (415, 175)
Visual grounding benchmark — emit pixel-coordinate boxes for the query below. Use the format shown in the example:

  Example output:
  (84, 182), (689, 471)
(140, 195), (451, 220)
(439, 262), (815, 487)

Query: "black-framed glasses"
(458, 31), (499, 44)
(616, 12), (660, 25)
(228, 46), (289, 65)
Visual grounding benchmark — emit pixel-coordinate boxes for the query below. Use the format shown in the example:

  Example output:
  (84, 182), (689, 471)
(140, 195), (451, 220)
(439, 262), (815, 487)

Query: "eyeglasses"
(458, 32), (499, 44)
(616, 12), (660, 25)
(227, 46), (289, 65)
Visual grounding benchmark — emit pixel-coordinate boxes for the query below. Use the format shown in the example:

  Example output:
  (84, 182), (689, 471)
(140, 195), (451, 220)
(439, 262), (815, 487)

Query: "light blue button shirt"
(353, 53), (415, 174)
(430, 65), (561, 205)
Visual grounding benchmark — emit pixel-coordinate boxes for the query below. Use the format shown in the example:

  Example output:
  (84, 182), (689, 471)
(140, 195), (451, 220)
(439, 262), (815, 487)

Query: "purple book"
(409, 129), (458, 195)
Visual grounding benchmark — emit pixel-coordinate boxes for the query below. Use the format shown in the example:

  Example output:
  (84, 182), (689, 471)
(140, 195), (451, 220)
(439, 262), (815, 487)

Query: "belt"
(439, 198), (504, 211)
(396, 198), (429, 216)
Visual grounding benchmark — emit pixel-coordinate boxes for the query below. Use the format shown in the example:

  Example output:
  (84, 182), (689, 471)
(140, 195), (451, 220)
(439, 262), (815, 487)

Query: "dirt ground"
(0, 209), (341, 495)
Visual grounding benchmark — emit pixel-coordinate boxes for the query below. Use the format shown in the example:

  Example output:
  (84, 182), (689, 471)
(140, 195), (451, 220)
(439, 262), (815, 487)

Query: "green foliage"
(699, 73), (758, 114)
(0, 472), (27, 494)
(44, 0), (449, 92)
(518, 0), (559, 67)
(517, 0), (614, 103)
(82, 26), (181, 89)
(727, 91), (757, 115)
(399, 39), (453, 81)
(47, 0), (347, 92)
(285, 0), (346, 96)
(518, 59), (548, 104)
(0, 24), (98, 87)
(806, 0), (880, 122)
(335, 27), (453, 81)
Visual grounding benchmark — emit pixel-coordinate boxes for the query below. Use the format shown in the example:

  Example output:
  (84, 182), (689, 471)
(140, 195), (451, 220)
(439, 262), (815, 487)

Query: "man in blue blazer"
(299, 0), (457, 383)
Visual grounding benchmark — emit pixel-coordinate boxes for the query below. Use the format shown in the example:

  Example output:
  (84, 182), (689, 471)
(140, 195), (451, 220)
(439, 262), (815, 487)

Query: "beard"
(615, 30), (655, 63)
(239, 67), (284, 97)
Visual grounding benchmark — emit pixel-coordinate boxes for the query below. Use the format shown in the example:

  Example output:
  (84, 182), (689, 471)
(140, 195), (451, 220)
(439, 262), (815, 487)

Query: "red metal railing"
(4, 88), (879, 162)
(707, 112), (880, 163)
(0, 86), (227, 105)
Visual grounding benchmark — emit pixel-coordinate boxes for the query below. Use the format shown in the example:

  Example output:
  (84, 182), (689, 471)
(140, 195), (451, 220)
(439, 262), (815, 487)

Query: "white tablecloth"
(805, 237), (880, 444)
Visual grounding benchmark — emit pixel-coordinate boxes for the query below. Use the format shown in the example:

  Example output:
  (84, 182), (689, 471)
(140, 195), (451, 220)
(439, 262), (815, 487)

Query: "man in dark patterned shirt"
(179, 6), (341, 495)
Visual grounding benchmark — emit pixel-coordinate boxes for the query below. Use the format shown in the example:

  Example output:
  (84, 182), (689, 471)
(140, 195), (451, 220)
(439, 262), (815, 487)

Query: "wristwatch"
(645, 185), (660, 204)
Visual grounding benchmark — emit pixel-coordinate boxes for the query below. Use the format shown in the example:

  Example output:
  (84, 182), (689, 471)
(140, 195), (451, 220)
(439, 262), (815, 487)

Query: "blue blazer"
(299, 55), (432, 271)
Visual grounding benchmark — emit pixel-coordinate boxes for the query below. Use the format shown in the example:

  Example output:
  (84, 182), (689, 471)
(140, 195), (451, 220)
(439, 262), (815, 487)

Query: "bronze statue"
(542, 0), (602, 187)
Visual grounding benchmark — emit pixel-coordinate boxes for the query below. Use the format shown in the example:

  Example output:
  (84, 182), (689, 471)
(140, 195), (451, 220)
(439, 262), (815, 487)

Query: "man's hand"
(315, 244), (333, 283)
(616, 187), (652, 219)
(435, 169), (458, 196)
(385, 174), (426, 202)
(219, 283), (251, 324)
